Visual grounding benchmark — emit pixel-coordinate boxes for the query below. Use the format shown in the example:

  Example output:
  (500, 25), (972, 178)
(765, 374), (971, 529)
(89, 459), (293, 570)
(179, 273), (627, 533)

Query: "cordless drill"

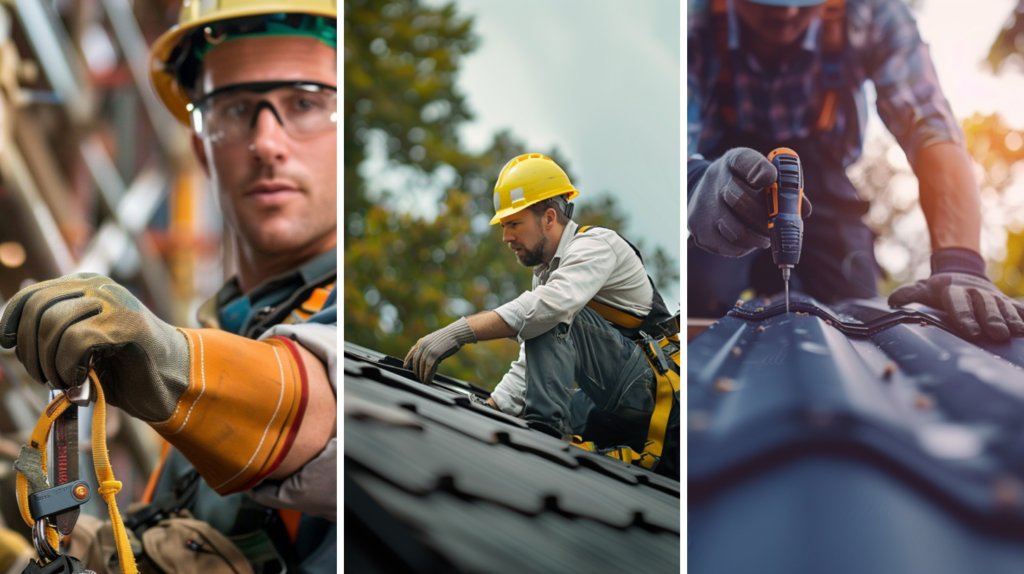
(765, 148), (804, 313)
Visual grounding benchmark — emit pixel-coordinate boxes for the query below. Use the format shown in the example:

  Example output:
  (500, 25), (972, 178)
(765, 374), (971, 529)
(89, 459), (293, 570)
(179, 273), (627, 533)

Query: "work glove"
(404, 317), (477, 384)
(888, 248), (1024, 342)
(0, 273), (309, 495)
(688, 147), (812, 257)
(0, 273), (189, 423)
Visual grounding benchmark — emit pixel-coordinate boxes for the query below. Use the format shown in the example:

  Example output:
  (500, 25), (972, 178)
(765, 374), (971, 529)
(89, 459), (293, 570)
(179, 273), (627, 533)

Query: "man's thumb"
(727, 148), (777, 189)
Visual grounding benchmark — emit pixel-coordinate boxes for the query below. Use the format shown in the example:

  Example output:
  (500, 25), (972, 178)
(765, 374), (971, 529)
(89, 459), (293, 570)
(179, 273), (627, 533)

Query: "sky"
(428, 0), (682, 303)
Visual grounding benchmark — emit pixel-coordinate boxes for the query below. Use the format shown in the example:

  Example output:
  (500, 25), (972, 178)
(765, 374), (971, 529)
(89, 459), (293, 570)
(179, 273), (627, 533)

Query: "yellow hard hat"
(149, 0), (337, 125)
(490, 154), (580, 225)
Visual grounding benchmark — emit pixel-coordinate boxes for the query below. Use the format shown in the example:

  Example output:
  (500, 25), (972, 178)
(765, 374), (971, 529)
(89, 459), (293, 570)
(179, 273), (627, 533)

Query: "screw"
(755, 307), (764, 312)
(756, 325), (765, 333)
(882, 363), (896, 380)
(73, 484), (88, 500)
(713, 377), (737, 393)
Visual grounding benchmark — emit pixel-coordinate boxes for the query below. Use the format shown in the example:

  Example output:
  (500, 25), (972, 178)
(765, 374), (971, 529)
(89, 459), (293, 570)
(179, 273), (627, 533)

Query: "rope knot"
(98, 480), (122, 496)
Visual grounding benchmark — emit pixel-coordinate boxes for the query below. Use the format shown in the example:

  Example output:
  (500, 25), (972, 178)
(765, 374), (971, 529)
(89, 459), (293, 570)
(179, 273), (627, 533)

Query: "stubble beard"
(515, 234), (548, 268)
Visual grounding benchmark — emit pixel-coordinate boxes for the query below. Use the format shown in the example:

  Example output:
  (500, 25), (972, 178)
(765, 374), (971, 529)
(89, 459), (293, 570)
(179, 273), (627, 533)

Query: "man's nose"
(249, 104), (288, 163)
(503, 227), (514, 243)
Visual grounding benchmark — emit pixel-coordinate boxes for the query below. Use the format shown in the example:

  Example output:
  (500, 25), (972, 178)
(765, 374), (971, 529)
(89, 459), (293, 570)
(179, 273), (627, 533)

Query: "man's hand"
(0, 273), (189, 422)
(889, 271), (1024, 342)
(688, 147), (811, 257)
(404, 317), (478, 384)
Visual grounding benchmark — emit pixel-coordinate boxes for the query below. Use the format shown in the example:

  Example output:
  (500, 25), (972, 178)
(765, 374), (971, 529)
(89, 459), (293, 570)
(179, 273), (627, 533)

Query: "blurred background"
(838, 0), (1024, 297)
(0, 0), (224, 545)
(344, 0), (681, 388)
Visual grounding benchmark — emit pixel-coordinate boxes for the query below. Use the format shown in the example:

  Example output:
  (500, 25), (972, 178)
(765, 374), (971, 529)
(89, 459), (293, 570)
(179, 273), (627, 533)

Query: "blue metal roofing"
(344, 342), (681, 574)
(688, 294), (1024, 574)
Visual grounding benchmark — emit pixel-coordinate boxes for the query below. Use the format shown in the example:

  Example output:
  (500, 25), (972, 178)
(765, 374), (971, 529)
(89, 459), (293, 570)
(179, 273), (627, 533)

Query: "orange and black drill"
(765, 148), (804, 313)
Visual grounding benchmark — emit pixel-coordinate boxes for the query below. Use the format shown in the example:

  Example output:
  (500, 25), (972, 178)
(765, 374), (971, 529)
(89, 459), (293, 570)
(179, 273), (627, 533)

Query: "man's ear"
(190, 132), (210, 176)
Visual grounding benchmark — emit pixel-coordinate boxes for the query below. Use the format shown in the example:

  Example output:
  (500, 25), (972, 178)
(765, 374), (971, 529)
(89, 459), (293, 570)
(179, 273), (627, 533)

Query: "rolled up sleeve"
(868, 0), (962, 168)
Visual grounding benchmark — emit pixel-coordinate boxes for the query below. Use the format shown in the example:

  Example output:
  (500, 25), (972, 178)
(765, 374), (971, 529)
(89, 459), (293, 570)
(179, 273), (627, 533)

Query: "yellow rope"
(16, 395), (69, 552)
(15, 373), (137, 573)
(89, 370), (138, 574)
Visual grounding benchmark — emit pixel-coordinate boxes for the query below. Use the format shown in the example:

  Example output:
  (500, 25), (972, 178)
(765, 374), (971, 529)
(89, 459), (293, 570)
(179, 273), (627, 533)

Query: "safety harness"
(15, 371), (138, 573)
(709, 0), (848, 133)
(570, 226), (681, 472)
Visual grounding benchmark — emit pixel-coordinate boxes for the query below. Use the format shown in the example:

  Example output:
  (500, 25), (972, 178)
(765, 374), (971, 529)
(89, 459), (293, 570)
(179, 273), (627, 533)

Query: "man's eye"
(223, 102), (251, 118)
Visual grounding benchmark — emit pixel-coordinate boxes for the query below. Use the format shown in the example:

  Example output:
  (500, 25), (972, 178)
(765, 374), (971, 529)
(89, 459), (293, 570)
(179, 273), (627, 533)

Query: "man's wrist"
(687, 157), (713, 203)
(931, 247), (987, 278)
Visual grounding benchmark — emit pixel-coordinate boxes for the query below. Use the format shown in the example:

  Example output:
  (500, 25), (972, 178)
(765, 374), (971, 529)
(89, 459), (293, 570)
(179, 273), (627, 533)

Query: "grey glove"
(0, 273), (190, 422)
(889, 272), (1024, 342)
(688, 147), (812, 257)
(404, 317), (478, 384)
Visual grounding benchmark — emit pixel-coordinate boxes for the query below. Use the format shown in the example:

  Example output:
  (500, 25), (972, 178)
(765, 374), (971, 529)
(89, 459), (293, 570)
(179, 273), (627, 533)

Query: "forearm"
(466, 310), (516, 341)
(267, 342), (336, 479)
(915, 141), (982, 253)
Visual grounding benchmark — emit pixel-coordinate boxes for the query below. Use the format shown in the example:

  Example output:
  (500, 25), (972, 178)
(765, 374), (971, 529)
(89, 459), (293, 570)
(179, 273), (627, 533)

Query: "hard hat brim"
(149, 4), (337, 125)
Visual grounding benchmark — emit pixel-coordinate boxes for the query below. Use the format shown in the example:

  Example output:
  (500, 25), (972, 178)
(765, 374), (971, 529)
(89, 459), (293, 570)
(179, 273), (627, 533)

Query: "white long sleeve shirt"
(489, 220), (653, 416)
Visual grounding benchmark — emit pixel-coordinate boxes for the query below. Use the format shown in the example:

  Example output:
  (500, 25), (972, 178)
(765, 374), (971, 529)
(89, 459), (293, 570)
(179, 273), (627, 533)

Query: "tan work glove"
(0, 273), (189, 422)
(0, 273), (308, 494)
(404, 317), (477, 384)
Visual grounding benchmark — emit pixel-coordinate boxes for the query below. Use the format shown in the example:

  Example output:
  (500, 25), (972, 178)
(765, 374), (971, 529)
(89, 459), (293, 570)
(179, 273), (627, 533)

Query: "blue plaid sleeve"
(865, 0), (962, 168)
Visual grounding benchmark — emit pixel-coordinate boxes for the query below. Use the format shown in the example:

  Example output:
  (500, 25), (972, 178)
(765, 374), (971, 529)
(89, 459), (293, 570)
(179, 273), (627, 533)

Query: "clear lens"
(192, 83), (337, 145)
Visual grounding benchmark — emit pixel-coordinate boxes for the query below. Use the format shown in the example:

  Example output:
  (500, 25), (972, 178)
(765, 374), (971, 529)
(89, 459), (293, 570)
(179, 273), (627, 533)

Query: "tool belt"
(572, 225), (680, 472)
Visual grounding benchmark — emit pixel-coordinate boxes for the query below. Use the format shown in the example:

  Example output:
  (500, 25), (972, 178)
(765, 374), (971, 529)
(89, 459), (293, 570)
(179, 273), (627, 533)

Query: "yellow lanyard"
(15, 370), (138, 573)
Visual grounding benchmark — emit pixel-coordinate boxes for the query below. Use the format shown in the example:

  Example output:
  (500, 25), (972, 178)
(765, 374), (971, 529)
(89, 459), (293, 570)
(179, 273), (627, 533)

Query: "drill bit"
(782, 266), (791, 313)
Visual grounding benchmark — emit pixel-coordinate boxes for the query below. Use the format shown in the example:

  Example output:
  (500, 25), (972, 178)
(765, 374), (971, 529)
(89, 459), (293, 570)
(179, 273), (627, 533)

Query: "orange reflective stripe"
(142, 440), (173, 504)
(278, 509), (303, 544)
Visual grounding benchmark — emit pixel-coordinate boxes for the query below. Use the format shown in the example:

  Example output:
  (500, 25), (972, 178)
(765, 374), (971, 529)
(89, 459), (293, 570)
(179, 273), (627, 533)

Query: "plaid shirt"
(687, 0), (962, 168)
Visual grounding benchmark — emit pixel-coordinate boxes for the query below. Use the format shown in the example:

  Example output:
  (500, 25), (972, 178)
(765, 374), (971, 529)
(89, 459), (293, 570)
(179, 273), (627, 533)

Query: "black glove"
(687, 148), (812, 257)
(888, 248), (1024, 341)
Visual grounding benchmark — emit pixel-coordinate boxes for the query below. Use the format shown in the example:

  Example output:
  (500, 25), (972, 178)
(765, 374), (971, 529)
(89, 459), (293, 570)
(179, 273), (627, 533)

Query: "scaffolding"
(0, 0), (222, 539)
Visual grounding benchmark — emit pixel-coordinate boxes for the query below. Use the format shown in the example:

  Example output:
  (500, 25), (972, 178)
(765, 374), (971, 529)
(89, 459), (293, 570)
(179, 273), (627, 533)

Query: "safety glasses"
(188, 81), (337, 145)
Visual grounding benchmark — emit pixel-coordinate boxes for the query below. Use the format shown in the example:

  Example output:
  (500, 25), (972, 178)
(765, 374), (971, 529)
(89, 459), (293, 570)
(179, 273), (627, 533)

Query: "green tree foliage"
(344, 0), (676, 387)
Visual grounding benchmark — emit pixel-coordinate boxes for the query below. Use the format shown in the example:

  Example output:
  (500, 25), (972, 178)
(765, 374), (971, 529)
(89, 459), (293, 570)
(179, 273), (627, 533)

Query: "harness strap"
(711, 0), (847, 133)
(816, 0), (847, 131)
(15, 373), (138, 573)
(640, 340), (681, 470)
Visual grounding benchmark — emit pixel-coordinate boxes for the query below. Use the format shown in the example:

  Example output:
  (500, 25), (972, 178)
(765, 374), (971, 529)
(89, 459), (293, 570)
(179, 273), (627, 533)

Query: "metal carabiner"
(32, 519), (60, 562)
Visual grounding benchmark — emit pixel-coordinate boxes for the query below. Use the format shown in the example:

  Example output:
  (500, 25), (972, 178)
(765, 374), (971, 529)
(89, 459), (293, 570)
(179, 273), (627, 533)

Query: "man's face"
(734, 0), (825, 46)
(500, 211), (548, 268)
(192, 36), (337, 259)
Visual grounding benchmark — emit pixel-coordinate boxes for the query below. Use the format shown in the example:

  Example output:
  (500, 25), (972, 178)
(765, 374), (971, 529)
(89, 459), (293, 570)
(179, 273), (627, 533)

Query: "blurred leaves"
(986, 0), (1024, 74)
(344, 0), (676, 387)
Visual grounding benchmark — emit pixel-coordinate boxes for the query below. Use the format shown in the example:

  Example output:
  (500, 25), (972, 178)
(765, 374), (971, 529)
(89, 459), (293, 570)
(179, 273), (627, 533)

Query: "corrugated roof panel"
(689, 295), (1024, 574)
(345, 342), (680, 573)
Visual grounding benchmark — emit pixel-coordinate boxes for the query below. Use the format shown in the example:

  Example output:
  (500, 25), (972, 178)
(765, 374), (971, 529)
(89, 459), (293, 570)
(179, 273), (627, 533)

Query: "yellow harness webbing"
(16, 371), (138, 573)
(638, 338), (681, 470)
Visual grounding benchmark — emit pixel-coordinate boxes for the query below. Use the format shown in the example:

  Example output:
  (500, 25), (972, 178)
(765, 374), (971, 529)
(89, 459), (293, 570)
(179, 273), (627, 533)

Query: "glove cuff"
(931, 248), (987, 279)
(448, 317), (478, 346)
(151, 329), (308, 495)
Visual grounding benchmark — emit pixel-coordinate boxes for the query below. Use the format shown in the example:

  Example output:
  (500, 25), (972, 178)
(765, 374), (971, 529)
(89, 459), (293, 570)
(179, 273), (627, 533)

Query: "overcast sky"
(435, 0), (682, 304)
